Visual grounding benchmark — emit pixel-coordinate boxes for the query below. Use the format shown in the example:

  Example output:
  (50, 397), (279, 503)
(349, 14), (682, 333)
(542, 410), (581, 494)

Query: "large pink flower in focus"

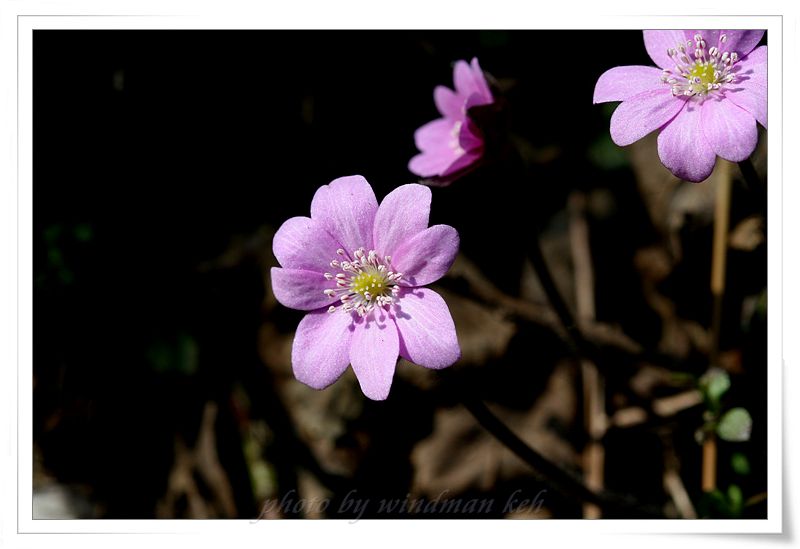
(409, 58), (494, 182)
(594, 30), (767, 182)
(270, 176), (461, 400)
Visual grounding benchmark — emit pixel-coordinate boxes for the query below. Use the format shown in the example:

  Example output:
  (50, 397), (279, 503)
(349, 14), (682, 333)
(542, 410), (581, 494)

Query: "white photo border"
(3, 3), (790, 546)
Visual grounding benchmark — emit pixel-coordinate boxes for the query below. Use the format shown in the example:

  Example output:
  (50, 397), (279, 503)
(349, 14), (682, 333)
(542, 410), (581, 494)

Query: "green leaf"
(700, 489), (727, 518)
(717, 408), (752, 442)
(699, 369), (730, 408)
(727, 484), (743, 516)
(731, 452), (751, 475)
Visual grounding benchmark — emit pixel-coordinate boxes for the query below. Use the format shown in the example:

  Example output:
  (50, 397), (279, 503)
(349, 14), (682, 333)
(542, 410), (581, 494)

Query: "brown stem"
(702, 436), (718, 493)
(568, 192), (606, 519)
(709, 161), (732, 367)
(703, 160), (732, 493)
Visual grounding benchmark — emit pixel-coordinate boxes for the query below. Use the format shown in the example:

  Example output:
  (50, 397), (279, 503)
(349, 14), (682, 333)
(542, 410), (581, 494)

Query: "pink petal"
(453, 59), (488, 102)
(310, 175), (378, 255)
(440, 148), (482, 178)
(434, 85), (464, 119)
(657, 104), (717, 182)
(726, 46), (767, 128)
(610, 88), (687, 146)
(700, 98), (758, 162)
(644, 30), (764, 71)
(409, 117), (484, 178)
(464, 92), (488, 112)
(373, 184), (431, 258)
(414, 118), (459, 152)
(707, 30), (764, 57)
(392, 224), (459, 287)
(273, 216), (342, 271)
(408, 148), (460, 178)
(643, 30), (694, 70)
(349, 316), (399, 400)
(457, 118), (484, 152)
(470, 58), (493, 103)
(393, 288), (460, 370)
(292, 309), (355, 390)
(409, 118), (466, 177)
(593, 65), (664, 103)
(270, 267), (332, 311)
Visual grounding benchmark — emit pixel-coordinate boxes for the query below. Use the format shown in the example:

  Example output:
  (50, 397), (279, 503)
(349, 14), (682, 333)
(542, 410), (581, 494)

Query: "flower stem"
(737, 157), (763, 191)
(702, 434), (718, 493)
(461, 396), (663, 517)
(527, 229), (593, 358)
(709, 161), (732, 367)
(703, 160), (733, 493)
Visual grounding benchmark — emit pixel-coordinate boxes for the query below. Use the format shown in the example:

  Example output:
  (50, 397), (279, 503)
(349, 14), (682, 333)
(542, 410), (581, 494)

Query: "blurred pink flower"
(409, 58), (494, 183)
(270, 176), (461, 400)
(594, 30), (766, 182)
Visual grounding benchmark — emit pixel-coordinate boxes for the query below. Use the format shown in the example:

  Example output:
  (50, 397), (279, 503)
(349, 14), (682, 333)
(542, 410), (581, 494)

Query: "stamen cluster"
(324, 247), (403, 316)
(660, 33), (738, 99)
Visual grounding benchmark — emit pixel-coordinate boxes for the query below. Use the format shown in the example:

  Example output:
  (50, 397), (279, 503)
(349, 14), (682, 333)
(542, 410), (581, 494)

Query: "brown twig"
(568, 192), (606, 519)
(157, 401), (238, 518)
(447, 255), (647, 358)
(662, 434), (697, 519)
(609, 390), (703, 430)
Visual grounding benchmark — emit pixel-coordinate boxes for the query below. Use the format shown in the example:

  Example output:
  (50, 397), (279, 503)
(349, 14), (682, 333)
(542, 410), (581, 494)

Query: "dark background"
(33, 30), (767, 519)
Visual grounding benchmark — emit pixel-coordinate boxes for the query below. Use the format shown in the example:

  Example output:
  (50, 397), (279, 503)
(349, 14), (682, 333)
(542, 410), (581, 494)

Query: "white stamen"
(659, 32), (741, 100)
(321, 246), (406, 317)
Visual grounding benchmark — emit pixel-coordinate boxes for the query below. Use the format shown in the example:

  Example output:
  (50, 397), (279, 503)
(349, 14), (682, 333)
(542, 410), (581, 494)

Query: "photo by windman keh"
(252, 489), (548, 522)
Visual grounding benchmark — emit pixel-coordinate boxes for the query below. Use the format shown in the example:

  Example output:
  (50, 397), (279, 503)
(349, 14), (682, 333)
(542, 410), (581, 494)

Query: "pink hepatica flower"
(270, 175), (461, 400)
(594, 30), (766, 182)
(409, 58), (494, 183)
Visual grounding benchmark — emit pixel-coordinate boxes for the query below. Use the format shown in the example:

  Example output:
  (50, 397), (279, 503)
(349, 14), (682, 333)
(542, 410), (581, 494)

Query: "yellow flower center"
(661, 33), (739, 99)
(689, 62), (716, 86)
(323, 247), (403, 317)
(351, 269), (391, 301)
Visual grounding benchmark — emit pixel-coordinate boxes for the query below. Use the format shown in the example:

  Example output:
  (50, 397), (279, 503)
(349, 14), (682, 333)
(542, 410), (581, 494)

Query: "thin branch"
(521, 219), (684, 371)
(446, 254), (682, 365)
(608, 390), (703, 432)
(568, 192), (606, 519)
(526, 227), (592, 357)
(461, 396), (664, 518)
(662, 434), (697, 519)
